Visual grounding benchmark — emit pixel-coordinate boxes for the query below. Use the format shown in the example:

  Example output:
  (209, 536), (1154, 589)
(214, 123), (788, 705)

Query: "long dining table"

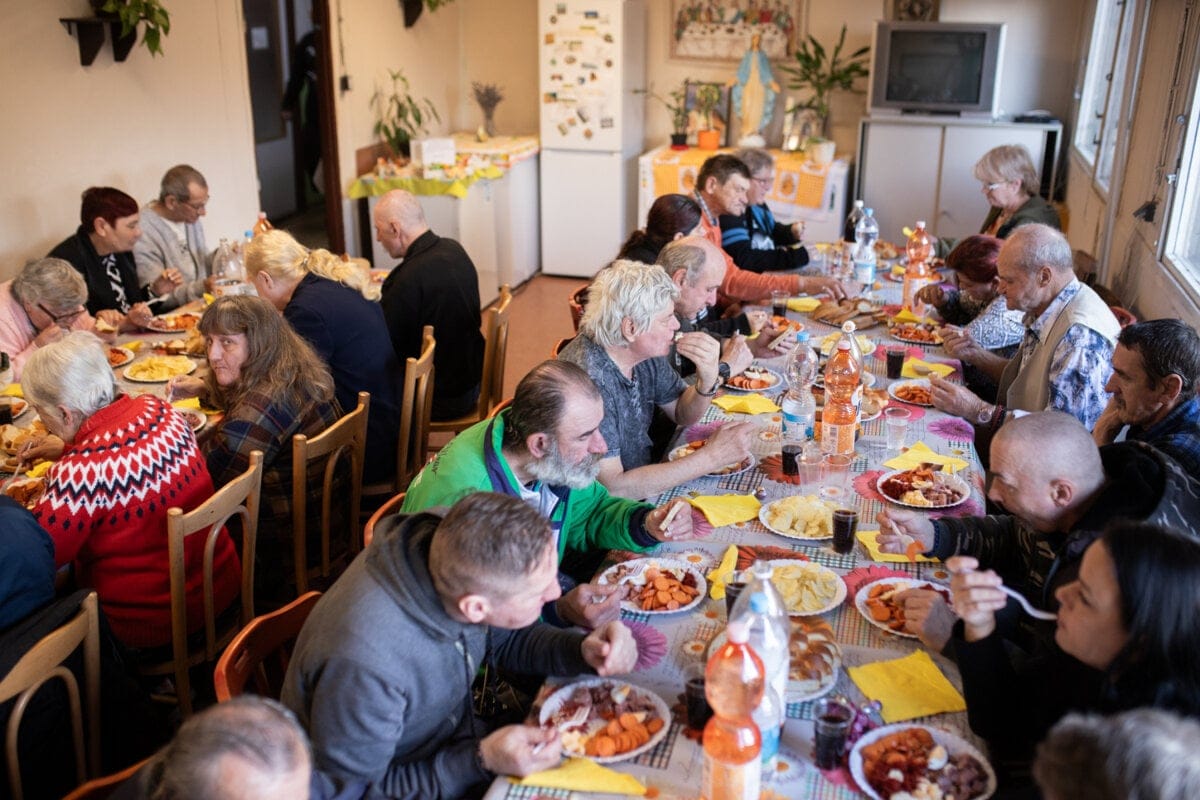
(484, 265), (994, 799)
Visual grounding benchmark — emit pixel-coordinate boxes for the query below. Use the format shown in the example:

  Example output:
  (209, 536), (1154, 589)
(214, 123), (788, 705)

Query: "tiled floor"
(500, 273), (583, 395)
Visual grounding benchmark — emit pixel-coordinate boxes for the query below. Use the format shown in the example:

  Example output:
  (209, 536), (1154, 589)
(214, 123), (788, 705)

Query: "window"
(1164, 72), (1200, 284)
(1074, 0), (1137, 193)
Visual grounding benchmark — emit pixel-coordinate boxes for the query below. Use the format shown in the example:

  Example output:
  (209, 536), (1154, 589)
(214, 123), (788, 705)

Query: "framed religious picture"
(888, 0), (940, 21)
(683, 81), (732, 146)
(671, 1), (803, 62)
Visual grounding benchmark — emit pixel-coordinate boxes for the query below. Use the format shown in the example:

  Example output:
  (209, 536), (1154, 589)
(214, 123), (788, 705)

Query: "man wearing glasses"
(719, 148), (812, 273)
(0, 258), (104, 380)
(134, 164), (214, 310)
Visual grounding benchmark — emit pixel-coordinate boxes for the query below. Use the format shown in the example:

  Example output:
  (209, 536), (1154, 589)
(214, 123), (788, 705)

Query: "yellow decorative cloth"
(688, 495), (762, 528)
(712, 394), (779, 415)
(848, 650), (966, 723)
(856, 530), (939, 563)
(510, 758), (646, 795)
(707, 545), (740, 599)
(348, 165), (504, 200)
(882, 442), (969, 474)
(1, 384), (22, 398)
(788, 296), (821, 313)
(901, 359), (956, 379)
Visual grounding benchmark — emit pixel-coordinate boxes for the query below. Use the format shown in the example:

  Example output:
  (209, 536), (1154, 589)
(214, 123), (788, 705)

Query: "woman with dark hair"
(948, 521), (1200, 781)
(47, 187), (180, 326)
(616, 193), (702, 264)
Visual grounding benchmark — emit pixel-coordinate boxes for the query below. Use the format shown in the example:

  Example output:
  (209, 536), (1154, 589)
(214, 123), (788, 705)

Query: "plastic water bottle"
(752, 684), (783, 779)
(903, 221), (935, 313)
(729, 567), (791, 729)
(212, 239), (235, 281)
(703, 621), (764, 800)
(781, 332), (819, 474)
(842, 199), (865, 244)
(852, 208), (879, 287)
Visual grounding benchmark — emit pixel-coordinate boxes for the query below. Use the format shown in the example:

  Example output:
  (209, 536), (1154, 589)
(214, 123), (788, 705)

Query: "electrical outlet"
(339, 75), (352, 92)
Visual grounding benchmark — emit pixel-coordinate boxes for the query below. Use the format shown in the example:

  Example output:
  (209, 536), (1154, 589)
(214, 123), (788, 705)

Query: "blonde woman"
(974, 144), (1061, 239)
(245, 229), (402, 485)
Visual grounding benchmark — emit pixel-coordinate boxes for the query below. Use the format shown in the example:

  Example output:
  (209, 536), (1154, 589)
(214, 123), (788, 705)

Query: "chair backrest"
(212, 591), (322, 702)
(569, 283), (588, 331)
(362, 492), (406, 549)
(61, 758), (148, 800)
(551, 336), (575, 358)
(292, 392), (368, 595)
(475, 284), (512, 419)
(0, 592), (101, 800)
(396, 327), (435, 492)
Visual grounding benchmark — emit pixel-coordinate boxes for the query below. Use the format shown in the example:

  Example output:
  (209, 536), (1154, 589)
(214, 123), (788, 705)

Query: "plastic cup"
(723, 572), (747, 619)
(797, 442), (823, 489)
(886, 346), (906, 379)
(885, 407), (911, 453)
(813, 697), (855, 769)
(818, 453), (853, 502)
(832, 509), (858, 555)
(771, 290), (789, 318)
(684, 663), (713, 731)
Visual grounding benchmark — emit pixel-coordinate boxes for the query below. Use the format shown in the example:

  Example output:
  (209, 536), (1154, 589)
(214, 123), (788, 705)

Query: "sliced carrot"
(619, 712), (640, 730)
(646, 717), (665, 734)
(606, 718), (623, 737)
(905, 540), (924, 562)
(595, 736), (617, 757)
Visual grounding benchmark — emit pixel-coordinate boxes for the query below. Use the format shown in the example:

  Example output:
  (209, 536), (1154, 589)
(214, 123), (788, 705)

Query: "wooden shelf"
(59, 17), (136, 66)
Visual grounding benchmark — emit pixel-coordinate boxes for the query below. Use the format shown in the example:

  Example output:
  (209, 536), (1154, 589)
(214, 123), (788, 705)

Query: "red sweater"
(33, 394), (241, 648)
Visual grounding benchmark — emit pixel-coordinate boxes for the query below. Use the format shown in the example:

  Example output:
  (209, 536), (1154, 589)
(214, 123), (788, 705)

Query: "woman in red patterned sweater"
(22, 331), (240, 649)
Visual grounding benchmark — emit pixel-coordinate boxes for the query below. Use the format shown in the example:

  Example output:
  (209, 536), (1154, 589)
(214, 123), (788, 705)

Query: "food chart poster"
(540, 1), (623, 151)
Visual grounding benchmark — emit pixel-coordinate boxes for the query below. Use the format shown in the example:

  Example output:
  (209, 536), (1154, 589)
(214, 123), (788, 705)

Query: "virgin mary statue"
(730, 33), (779, 146)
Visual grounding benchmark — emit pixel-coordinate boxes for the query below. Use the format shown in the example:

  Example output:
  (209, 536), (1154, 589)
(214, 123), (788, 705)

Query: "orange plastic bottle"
(252, 212), (274, 237)
(821, 339), (860, 455)
(702, 621), (764, 800)
(902, 220), (934, 313)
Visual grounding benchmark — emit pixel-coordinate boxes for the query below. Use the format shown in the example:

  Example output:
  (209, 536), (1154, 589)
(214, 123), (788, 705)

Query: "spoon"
(1000, 586), (1057, 621)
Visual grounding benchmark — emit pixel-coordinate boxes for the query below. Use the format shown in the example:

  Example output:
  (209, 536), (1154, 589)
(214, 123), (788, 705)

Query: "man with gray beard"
(401, 360), (699, 627)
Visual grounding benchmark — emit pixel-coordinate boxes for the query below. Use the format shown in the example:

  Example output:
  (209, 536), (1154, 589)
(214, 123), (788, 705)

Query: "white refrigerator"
(538, 0), (645, 277)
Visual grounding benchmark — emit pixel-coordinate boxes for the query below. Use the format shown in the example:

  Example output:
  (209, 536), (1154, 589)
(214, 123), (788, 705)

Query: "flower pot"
(670, 133), (688, 150)
(696, 129), (721, 151)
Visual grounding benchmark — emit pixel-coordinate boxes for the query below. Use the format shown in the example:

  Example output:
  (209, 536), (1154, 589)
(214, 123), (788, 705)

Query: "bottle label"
(702, 755), (762, 800)
(821, 420), (856, 455)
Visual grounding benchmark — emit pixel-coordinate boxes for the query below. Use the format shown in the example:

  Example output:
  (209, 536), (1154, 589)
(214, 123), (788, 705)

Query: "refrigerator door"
(540, 149), (632, 277)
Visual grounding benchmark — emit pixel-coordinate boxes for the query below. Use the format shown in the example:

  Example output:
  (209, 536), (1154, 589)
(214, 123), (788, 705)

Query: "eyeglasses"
(983, 181), (1008, 191)
(38, 303), (86, 325)
(752, 175), (775, 186)
(176, 196), (209, 211)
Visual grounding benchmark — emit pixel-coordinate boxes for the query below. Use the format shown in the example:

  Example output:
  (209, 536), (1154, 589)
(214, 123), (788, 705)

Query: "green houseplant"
(97, 0), (171, 57)
(636, 85), (690, 147)
(371, 68), (441, 158)
(693, 83), (723, 150)
(779, 24), (870, 138)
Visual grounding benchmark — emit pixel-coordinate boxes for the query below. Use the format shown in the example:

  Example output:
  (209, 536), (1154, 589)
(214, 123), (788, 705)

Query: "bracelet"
(694, 378), (720, 397)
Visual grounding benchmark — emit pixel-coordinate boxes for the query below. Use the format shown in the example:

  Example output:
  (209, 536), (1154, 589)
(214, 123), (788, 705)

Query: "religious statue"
(729, 33), (779, 146)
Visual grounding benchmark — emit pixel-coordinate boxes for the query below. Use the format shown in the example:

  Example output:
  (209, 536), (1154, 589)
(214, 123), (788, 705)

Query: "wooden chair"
(61, 759), (147, 800)
(368, 326), (435, 500)
(292, 393), (368, 594)
(362, 492), (406, 549)
(0, 592), (101, 800)
(568, 283), (589, 331)
(429, 284), (512, 436)
(137, 451), (263, 719)
(212, 591), (322, 702)
(551, 336), (575, 358)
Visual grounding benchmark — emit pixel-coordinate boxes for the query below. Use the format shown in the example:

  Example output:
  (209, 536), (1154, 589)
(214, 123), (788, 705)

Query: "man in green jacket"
(403, 360), (697, 628)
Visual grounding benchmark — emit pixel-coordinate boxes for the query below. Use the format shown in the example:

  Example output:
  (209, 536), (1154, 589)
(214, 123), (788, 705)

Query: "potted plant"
(93, 0), (171, 57)
(778, 24), (869, 139)
(636, 85), (690, 149)
(693, 83), (723, 150)
(371, 68), (441, 159)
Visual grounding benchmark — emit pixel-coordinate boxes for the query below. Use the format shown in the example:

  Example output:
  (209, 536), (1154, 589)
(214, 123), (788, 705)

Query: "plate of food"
(597, 558), (706, 615)
(2, 398), (29, 421)
(850, 723), (995, 800)
(106, 346), (135, 368)
(539, 678), (670, 763)
(668, 439), (755, 476)
(759, 495), (837, 543)
(174, 408), (206, 433)
(877, 466), (969, 509)
(766, 559), (846, 616)
(144, 311), (201, 333)
(888, 379), (934, 407)
(3, 476), (46, 510)
(874, 240), (901, 261)
(809, 299), (884, 330)
(890, 322), (944, 345)
(854, 577), (953, 639)
(123, 355), (197, 383)
(861, 387), (889, 421)
(769, 315), (805, 334)
(709, 616), (842, 703)
(724, 365), (782, 392)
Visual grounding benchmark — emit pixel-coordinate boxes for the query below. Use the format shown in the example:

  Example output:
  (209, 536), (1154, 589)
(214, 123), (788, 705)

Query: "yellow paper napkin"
(688, 494), (761, 528)
(708, 544), (739, 599)
(883, 441), (969, 474)
(901, 359), (956, 379)
(1, 384), (22, 398)
(27, 461), (54, 479)
(788, 296), (821, 313)
(203, 292), (216, 305)
(856, 530), (939, 563)
(712, 393), (780, 415)
(848, 650), (966, 723)
(891, 308), (938, 325)
(819, 333), (874, 356)
(511, 758), (646, 795)
(123, 340), (144, 352)
(171, 398), (201, 410)
(890, 264), (906, 277)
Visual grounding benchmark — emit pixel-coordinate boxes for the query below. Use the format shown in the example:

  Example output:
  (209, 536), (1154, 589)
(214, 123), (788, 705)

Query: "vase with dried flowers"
(472, 82), (504, 138)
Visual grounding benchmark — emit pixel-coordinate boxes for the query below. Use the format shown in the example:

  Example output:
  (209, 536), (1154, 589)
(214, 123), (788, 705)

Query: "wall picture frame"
(671, 1), (802, 62)
(683, 81), (732, 146)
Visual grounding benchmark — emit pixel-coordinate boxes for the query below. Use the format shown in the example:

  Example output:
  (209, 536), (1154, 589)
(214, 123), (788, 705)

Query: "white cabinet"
(857, 116), (1062, 242)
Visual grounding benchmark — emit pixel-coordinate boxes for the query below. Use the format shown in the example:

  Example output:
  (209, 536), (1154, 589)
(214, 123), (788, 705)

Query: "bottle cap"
(916, 220), (926, 228)
(726, 621), (749, 644)
(795, 331), (809, 343)
(749, 593), (768, 613)
(864, 208), (873, 215)
(842, 321), (856, 333)
(854, 199), (863, 207)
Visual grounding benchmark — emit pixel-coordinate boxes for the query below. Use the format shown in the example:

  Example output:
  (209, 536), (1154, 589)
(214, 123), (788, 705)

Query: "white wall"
(0, 0), (259, 281)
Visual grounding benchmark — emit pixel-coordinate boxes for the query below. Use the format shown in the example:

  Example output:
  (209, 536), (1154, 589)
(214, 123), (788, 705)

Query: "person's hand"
(645, 497), (698, 542)
(947, 555), (1006, 642)
(1092, 396), (1123, 447)
(676, 332), (721, 388)
(790, 220), (805, 241)
(18, 435), (65, 464)
(33, 324), (66, 348)
(150, 269), (184, 296)
(582, 621), (638, 676)
(895, 588), (956, 651)
(557, 583), (622, 629)
(915, 284), (947, 309)
(874, 508), (935, 554)
(802, 275), (848, 301)
(697, 421), (754, 474)
(928, 374), (983, 419)
(939, 327), (985, 366)
(720, 333), (753, 377)
(166, 375), (205, 402)
(743, 310), (769, 334)
(746, 321), (787, 358)
(95, 309), (125, 332)
(124, 303), (154, 330)
(478, 725), (562, 777)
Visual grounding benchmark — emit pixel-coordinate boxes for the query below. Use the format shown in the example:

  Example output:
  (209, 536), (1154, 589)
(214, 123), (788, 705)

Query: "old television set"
(868, 21), (1006, 118)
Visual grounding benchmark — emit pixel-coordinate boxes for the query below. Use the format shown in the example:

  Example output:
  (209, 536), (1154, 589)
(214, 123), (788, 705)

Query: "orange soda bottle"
(821, 339), (860, 455)
(252, 212), (274, 237)
(702, 621), (764, 800)
(902, 220), (934, 313)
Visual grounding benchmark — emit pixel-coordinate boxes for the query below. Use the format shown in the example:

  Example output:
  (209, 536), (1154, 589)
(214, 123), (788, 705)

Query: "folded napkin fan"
(856, 530), (939, 563)
(707, 544), (739, 599)
(688, 494), (761, 528)
(849, 650), (966, 723)
(891, 308), (937, 325)
(122, 340), (144, 352)
(901, 359), (956, 379)
(788, 296), (821, 313)
(883, 441), (969, 474)
(171, 397), (201, 410)
(712, 393), (779, 415)
(819, 333), (875, 356)
(27, 461), (53, 479)
(510, 757), (646, 795)
(0, 384), (22, 398)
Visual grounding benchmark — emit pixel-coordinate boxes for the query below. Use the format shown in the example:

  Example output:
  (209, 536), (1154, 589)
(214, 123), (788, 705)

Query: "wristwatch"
(975, 402), (993, 425)
(718, 361), (731, 381)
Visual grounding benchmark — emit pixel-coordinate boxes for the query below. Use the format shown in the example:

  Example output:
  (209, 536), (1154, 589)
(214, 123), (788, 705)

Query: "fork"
(1001, 585), (1057, 621)
(532, 704), (590, 754)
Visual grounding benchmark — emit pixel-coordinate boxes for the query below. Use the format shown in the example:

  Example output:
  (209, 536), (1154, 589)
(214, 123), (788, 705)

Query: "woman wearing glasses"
(0, 257), (107, 380)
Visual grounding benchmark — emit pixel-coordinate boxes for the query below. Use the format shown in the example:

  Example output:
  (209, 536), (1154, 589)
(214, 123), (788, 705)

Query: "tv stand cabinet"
(855, 116), (1062, 242)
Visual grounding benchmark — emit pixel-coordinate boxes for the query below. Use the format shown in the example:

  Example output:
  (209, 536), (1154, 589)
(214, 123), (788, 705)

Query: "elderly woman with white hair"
(557, 260), (754, 500)
(23, 331), (240, 650)
(0, 257), (104, 380)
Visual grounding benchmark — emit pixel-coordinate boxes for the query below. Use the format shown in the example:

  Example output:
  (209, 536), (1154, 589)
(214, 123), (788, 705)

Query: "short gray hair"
(146, 697), (309, 800)
(734, 147), (774, 176)
(656, 241), (708, 285)
(11, 258), (88, 313)
(1034, 709), (1200, 800)
(375, 189), (427, 230)
(159, 164), (207, 202)
(1001, 223), (1073, 277)
(22, 331), (116, 425)
(973, 144), (1039, 196)
(580, 259), (679, 348)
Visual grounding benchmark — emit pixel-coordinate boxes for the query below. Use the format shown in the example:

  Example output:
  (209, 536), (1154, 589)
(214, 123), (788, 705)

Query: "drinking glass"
(819, 453), (853, 502)
(771, 290), (789, 318)
(683, 663), (712, 730)
(813, 697), (855, 769)
(885, 407), (911, 453)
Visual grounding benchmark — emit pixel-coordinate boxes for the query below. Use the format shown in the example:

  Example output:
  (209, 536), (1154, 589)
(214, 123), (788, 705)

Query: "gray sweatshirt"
(132, 203), (210, 309)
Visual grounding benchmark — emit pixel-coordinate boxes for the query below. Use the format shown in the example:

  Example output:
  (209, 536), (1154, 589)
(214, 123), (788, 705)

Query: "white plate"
(876, 468), (969, 510)
(765, 558), (847, 616)
(175, 408), (206, 433)
(123, 357), (197, 383)
(889, 324), (944, 346)
(144, 312), (201, 333)
(4, 398), (29, 420)
(758, 498), (835, 543)
(597, 558), (707, 616)
(887, 379), (934, 407)
(539, 679), (671, 764)
(723, 366), (783, 393)
(668, 442), (756, 477)
(850, 723), (996, 800)
(853, 577), (952, 639)
(107, 346), (135, 368)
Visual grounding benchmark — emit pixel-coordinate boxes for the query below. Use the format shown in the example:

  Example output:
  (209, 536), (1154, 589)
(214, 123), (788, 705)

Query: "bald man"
(875, 410), (1200, 651)
(374, 190), (484, 420)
